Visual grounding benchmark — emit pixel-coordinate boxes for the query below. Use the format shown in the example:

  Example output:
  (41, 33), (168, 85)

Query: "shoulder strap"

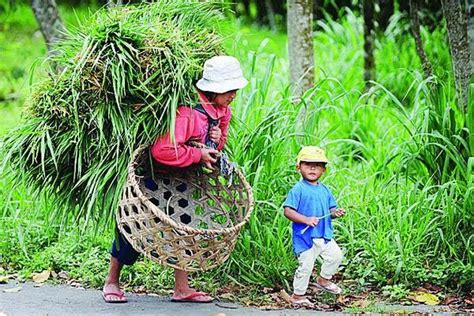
(193, 104), (219, 149)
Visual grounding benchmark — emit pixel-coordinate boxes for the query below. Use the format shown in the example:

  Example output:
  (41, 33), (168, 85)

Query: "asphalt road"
(0, 281), (332, 316)
(0, 281), (453, 316)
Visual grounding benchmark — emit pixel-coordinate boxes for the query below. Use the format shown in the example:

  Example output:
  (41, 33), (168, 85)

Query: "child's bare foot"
(315, 276), (342, 294)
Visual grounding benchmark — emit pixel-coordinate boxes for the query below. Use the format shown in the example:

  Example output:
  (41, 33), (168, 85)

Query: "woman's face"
(213, 89), (237, 108)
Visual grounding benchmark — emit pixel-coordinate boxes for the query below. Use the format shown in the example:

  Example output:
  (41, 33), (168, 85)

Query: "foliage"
(1, 0), (224, 228)
(0, 3), (472, 298)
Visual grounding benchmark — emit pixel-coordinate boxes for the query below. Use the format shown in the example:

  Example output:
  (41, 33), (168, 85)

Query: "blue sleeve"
(283, 185), (300, 211)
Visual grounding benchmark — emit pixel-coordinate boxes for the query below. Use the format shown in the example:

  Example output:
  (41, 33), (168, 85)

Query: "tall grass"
(0, 5), (472, 294)
(1, 1), (224, 229)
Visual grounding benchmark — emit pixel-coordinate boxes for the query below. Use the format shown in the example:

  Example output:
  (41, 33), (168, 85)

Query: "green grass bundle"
(1, 0), (224, 226)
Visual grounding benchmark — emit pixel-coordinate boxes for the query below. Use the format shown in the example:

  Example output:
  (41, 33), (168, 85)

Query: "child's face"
(297, 161), (326, 183)
(213, 89), (237, 108)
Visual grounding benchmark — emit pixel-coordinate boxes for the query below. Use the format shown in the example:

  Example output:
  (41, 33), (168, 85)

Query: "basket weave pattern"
(117, 147), (254, 271)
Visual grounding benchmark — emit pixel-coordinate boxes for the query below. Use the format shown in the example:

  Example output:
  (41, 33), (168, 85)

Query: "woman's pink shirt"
(150, 93), (231, 167)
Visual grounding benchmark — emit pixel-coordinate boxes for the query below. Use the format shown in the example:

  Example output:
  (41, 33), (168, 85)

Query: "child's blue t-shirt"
(283, 179), (337, 255)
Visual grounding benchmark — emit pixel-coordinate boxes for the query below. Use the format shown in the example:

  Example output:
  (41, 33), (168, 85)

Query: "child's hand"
(305, 216), (320, 227)
(200, 148), (218, 169)
(209, 126), (222, 143)
(331, 208), (346, 218)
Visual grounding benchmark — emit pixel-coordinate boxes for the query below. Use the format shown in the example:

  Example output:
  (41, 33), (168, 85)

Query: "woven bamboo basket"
(117, 146), (254, 271)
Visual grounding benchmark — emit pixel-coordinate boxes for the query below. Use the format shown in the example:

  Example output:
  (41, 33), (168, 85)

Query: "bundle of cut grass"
(1, 0), (224, 226)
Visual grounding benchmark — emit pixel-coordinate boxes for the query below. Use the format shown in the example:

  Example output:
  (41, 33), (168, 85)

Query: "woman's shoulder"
(176, 105), (195, 117)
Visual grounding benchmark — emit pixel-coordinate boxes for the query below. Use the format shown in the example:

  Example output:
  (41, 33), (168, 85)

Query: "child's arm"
(284, 207), (320, 227)
(330, 207), (346, 218)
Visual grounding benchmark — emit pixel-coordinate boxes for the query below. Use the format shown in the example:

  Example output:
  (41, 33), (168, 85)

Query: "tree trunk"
(31, 0), (64, 62)
(256, 0), (268, 25)
(288, 0), (314, 100)
(265, 0), (277, 31)
(363, 0), (375, 88)
(468, 1), (474, 73)
(442, 0), (472, 112)
(409, 0), (433, 78)
(378, 0), (394, 31)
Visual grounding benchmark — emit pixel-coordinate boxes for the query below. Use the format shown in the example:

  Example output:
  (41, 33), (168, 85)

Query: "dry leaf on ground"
(409, 291), (440, 305)
(464, 297), (473, 305)
(32, 270), (50, 283)
(0, 276), (9, 284)
(219, 293), (235, 300)
(262, 287), (273, 294)
(279, 289), (293, 304)
(442, 296), (460, 305)
(422, 283), (443, 293)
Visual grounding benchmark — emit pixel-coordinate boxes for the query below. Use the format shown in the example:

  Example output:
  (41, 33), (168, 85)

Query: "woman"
(103, 56), (248, 303)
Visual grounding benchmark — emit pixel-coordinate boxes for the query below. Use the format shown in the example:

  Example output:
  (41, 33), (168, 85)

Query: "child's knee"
(295, 263), (313, 278)
(328, 246), (343, 265)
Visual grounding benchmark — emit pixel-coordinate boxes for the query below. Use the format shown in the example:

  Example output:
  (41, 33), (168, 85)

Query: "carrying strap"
(192, 104), (235, 180)
(193, 104), (219, 150)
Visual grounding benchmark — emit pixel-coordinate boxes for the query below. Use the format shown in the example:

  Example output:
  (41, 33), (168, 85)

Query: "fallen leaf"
(442, 296), (460, 305)
(58, 271), (69, 279)
(279, 289), (292, 304)
(3, 286), (21, 293)
(32, 270), (50, 283)
(336, 295), (350, 305)
(270, 292), (280, 302)
(410, 291), (440, 305)
(51, 271), (57, 278)
(464, 297), (473, 305)
(134, 285), (147, 293)
(0, 276), (9, 284)
(219, 293), (235, 300)
(262, 287), (273, 294)
(351, 299), (371, 308)
(423, 283), (442, 293)
(317, 303), (331, 310)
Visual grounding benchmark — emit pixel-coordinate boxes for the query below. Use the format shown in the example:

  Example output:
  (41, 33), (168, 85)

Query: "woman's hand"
(200, 148), (218, 169)
(208, 126), (222, 143)
(331, 208), (346, 218)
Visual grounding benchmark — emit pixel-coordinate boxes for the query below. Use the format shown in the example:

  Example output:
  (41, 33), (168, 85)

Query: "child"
(283, 146), (345, 305)
(103, 55), (248, 303)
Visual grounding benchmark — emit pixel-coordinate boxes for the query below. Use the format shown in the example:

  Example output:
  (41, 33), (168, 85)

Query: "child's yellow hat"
(297, 146), (329, 165)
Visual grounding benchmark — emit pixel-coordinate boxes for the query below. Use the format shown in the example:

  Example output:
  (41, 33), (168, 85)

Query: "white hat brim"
(196, 77), (248, 93)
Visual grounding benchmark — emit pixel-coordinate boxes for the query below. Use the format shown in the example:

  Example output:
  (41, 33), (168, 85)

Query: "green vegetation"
(2, 1), (224, 229)
(0, 2), (472, 304)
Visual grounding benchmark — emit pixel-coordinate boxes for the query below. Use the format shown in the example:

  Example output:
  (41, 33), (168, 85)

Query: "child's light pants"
(293, 238), (343, 295)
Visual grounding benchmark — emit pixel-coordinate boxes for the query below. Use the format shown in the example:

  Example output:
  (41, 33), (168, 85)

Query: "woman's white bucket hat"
(196, 56), (248, 93)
